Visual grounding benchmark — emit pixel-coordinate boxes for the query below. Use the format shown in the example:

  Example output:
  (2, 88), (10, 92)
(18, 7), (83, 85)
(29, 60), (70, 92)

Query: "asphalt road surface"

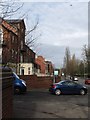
(13, 89), (89, 118)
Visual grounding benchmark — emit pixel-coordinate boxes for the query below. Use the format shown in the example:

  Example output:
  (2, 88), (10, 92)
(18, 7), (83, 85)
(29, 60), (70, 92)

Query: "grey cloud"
(36, 44), (82, 68)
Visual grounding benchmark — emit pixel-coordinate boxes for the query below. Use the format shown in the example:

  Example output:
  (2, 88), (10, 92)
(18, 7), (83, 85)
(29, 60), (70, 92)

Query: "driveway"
(13, 89), (89, 118)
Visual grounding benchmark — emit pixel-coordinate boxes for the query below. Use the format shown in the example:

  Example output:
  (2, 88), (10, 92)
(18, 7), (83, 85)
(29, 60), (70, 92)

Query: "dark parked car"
(49, 80), (87, 95)
(70, 76), (78, 81)
(13, 72), (27, 94)
(85, 78), (90, 85)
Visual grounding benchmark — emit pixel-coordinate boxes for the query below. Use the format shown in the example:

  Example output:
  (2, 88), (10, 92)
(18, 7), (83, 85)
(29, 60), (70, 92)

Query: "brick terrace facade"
(0, 17), (55, 76)
(35, 56), (46, 74)
(0, 18), (18, 65)
(0, 18), (37, 74)
(45, 61), (54, 75)
(6, 19), (26, 63)
(35, 56), (54, 76)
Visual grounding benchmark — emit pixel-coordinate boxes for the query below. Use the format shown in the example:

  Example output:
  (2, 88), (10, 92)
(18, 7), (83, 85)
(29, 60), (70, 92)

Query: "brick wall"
(19, 75), (61, 90)
(35, 56), (46, 74)
(1, 19), (18, 64)
(2, 67), (13, 119)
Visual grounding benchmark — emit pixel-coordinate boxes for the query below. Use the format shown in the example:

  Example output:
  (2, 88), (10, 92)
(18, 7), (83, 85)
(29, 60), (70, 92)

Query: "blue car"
(13, 72), (27, 94)
(49, 80), (87, 95)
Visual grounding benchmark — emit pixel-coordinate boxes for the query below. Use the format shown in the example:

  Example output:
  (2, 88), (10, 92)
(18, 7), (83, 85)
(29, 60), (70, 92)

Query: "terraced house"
(35, 56), (54, 76)
(0, 17), (18, 70)
(0, 17), (39, 75)
(0, 17), (54, 76)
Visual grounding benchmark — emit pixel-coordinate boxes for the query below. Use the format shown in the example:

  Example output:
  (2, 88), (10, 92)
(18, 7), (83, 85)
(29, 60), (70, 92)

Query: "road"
(13, 89), (89, 118)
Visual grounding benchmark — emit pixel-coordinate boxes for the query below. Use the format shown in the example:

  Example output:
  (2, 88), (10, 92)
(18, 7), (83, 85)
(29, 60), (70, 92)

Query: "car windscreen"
(13, 72), (20, 79)
(57, 81), (66, 84)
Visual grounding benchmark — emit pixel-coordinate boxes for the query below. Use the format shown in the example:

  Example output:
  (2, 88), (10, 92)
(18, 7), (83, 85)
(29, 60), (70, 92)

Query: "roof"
(6, 19), (24, 23)
(6, 19), (26, 29)
(25, 45), (36, 54)
(1, 18), (18, 35)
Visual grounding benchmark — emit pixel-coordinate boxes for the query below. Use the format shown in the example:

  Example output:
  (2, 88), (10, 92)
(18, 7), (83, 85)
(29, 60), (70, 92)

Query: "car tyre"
(80, 89), (86, 95)
(55, 89), (61, 96)
(14, 87), (21, 94)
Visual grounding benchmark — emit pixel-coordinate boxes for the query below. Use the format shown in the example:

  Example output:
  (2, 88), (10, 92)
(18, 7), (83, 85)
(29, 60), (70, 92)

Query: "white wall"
(20, 63), (34, 75)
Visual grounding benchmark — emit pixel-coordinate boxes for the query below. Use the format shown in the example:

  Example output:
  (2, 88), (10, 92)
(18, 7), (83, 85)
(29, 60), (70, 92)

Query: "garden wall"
(19, 75), (61, 90)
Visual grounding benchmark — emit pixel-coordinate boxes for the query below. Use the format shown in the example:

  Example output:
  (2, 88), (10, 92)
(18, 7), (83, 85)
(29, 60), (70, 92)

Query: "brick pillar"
(1, 67), (13, 119)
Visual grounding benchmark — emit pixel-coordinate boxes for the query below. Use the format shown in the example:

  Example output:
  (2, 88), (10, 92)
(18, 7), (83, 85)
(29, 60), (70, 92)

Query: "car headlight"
(22, 81), (26, 86)
(83, 86), (86, 89)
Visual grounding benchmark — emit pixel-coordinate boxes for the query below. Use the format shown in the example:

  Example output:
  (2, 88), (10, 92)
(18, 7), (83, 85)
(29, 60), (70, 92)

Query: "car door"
(61, 81), (77, 94)
(60, 81), (72, 94)
(66, 81), (78, 94)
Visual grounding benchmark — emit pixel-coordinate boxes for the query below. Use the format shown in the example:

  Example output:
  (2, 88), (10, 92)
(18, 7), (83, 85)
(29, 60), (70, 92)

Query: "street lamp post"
(84, 60), (85, 78)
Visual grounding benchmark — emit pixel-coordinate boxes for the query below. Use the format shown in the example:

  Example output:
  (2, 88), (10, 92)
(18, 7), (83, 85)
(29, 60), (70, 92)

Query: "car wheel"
(55, 89), (61, 95)
(80, 89), (85, 95)
(14, 87), (21, 94)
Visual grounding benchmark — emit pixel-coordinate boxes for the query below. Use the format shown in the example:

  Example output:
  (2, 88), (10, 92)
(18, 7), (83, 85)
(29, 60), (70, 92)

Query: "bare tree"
(63, 47), (80, 77)
(0, 0), (41, 48)
(0, 0), (24, 18)
(63, 47), (71, 76)
(25, 18), (41, 48)
(82, 45), (90, 77)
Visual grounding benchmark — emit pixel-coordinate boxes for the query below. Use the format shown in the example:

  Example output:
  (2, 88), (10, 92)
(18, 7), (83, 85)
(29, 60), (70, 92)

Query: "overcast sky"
(11, 0), (89, 68)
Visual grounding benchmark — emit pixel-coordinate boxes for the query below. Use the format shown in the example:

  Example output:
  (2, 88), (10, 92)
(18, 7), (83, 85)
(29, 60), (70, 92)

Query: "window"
(0, 29), (3, 44)
(11, 49), (15, 58)
(11, 35), (15, 43)
(0, 50), (2, 63)
(28, 67), (30, 75)
(62, 81), (76, 86)
(21, 41), (23, 49)
(20, 55), (23, 63)
(21, 28), (24, 32)
(18, 23), (20, 29)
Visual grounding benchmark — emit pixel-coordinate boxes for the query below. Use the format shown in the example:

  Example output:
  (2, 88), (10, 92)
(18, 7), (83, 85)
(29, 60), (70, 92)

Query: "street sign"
(54, 70), (58, 76)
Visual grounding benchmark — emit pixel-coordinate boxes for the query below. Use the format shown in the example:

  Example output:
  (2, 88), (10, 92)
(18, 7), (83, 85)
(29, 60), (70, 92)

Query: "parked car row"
(13, 72), (89, 96)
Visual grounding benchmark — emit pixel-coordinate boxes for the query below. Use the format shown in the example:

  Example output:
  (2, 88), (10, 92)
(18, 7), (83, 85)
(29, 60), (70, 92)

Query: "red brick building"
(6, 19), (37, 75)
(0, 18), (54, 76)
(6, 19), (26, 64)
(24, 45), (35, 63)
(0, 18), (18, 67)
(35, 56), (54, 76)
(19, 45), (36, 75)
(45, 61), (54, 76)
(0, 18), (37, 75)
(35, 56), (46, 74)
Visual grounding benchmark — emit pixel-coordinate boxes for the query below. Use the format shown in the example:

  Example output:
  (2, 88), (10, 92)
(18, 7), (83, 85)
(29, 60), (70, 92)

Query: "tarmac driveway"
(13, 89), (89, 118)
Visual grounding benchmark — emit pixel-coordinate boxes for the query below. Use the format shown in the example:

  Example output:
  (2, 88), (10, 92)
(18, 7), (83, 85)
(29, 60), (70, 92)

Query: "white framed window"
(28, 67), (30, 75)
(18, 23), (20, 29)
(11, 49), (15, 58)
(21, 41), (23, 49)
(0, 28), (3, 44)
(11, 35), (15, 43)
(20, 55), (23, 63)
(0, 48), (2, 63)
